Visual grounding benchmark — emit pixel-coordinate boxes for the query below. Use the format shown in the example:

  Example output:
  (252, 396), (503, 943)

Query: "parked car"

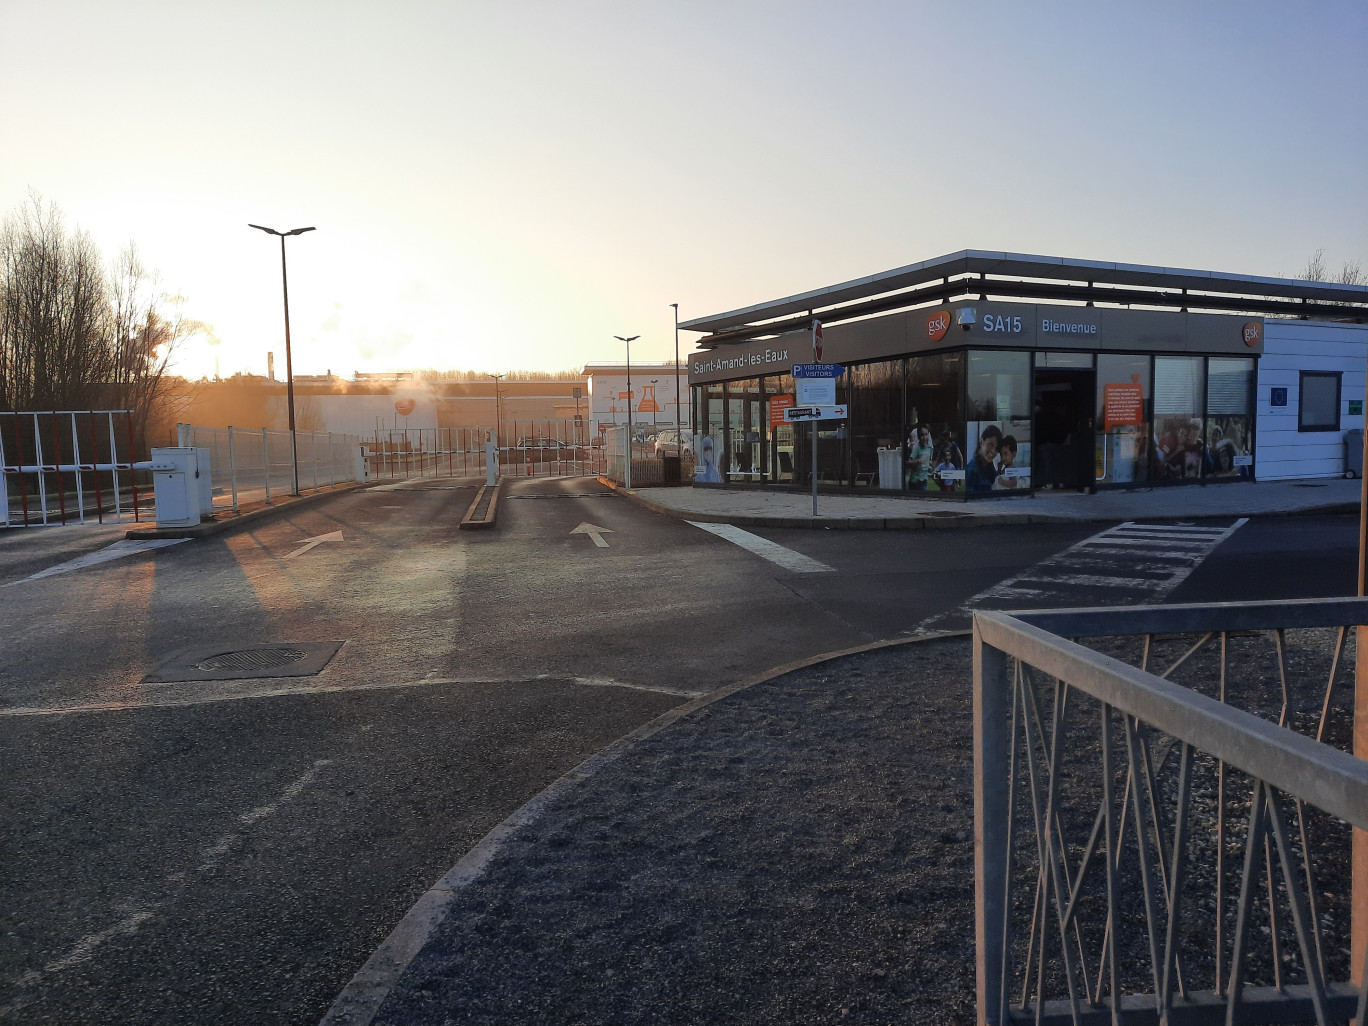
(653, 429), (694, 459)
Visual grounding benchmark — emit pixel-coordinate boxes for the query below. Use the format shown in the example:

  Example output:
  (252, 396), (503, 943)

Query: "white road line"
(8, 538), (188, 585)
(687, 521), (834, 573)
(7, 758), (334, 1002)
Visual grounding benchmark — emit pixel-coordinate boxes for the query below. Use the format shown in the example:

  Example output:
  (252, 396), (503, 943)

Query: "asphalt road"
(0, 477), (1357, 1025)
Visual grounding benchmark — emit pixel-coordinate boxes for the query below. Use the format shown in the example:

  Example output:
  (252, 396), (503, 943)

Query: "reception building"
(681, 251), (1368, 496)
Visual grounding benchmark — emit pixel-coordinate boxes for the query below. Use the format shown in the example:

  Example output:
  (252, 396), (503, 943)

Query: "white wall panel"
(1254, 318), (1366, 480)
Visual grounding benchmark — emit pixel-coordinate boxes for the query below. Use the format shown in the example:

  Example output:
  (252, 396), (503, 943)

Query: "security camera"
(956, 307), (977, 331)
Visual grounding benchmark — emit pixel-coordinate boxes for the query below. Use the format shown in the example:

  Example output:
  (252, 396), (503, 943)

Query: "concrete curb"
(316, 629), (973, 1026)
(599, 478), (1360, 529)
(458, 479), (503, 529)
(124, 483), (364, 540)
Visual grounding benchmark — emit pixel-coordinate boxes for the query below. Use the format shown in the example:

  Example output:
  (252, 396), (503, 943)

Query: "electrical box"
(150, 447), (201, 528)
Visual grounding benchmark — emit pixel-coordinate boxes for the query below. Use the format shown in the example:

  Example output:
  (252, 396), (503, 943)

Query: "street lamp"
(490, 373), (505, 470)
(650, 379), (659, 431)
(670, 303), (682, 436)
(249, 223), (315, 496)
(614, 335), (639, 489)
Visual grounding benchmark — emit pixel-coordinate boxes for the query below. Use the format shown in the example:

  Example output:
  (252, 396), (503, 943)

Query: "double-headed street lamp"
(614, 335), (639, 489)
(249, 223), (315, 496)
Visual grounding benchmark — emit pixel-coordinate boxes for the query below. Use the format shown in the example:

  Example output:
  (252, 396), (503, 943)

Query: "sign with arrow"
(791, 363), (845, 378)
(284, 530), (343, 559)
(570, 522), (614, 548)
(784, 405), (847, 422)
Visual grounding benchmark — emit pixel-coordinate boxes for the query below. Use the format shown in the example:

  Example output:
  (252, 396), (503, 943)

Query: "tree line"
(0, 192), (198, 447)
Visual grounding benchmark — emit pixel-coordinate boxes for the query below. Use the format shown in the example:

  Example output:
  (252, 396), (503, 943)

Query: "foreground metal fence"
(177, 424), (362, 512)
(973, 599), (1368, 1026)
(1, 410), (151, 526)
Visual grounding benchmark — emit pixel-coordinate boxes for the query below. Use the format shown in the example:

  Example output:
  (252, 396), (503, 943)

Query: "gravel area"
(375, 638), (981, 1026)
(365, 627), (1356, 1026)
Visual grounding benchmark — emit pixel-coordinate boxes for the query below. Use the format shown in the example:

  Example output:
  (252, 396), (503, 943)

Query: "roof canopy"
(681, 249), (1368, 346)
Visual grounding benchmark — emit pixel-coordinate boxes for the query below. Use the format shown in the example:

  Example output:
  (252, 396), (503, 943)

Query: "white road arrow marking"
(11, 538), (188, 584)
(284, 530), (344, 559)
(570, 522), (614, 548)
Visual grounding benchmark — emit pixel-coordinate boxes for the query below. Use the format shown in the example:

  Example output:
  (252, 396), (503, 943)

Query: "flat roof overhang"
(681, 250), (1368, 348)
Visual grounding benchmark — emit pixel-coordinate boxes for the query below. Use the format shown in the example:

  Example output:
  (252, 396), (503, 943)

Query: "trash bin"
(1346, 429), (1364, 479)
(662, 455), (681, 485)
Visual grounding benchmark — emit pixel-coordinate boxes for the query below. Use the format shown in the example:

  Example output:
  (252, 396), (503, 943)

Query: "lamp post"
(650, 379), (659, 431)
(614, 335), (639, 489)
(490, 373), (505, 471)
(249, 223), (315, 496)
(670, 303), (682, 436)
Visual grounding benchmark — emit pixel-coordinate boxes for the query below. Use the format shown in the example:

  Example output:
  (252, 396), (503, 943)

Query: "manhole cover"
(193, 647), (307, 673)
(144, 641), (345, 683)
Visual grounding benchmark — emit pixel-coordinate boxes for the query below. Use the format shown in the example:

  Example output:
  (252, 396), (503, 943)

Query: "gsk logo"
(1242, 321), (1263, 347)
(926, 310), (951, 342)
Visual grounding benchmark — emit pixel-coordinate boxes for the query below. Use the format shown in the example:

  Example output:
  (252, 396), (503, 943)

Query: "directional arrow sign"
(570, 522), (614, 548)
(284, 530), (344, 559)
(784, 404), (847, 422)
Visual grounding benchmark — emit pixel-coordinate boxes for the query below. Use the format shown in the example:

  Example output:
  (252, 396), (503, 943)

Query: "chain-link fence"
(176, 424), (362, 513)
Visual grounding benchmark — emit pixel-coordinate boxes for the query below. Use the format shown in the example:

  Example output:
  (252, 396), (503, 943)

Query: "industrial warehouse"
(680, 251), (1368, 497)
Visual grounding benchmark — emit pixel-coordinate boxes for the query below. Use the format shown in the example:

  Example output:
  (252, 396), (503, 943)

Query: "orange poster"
(769, 394), (795, 428)
(1103, 383), (1144, 430)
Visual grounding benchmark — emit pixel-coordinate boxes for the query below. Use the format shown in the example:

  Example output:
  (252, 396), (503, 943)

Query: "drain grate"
(144, 641), (345, 684)
(193, 647), (307, 673)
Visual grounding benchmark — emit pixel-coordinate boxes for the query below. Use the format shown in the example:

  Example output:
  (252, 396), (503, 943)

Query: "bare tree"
(1300, 248), (1366, 286)
(0, 192), (108, 411)
(0, 193), (199, 448)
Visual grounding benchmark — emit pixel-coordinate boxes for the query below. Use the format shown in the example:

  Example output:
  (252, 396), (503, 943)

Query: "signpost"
(793, 327), (845, 515)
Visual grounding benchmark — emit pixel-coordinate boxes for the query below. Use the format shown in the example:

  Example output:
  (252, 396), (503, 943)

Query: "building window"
(1206, 357), (1254, 479)
(1299, 371), (1342, 432)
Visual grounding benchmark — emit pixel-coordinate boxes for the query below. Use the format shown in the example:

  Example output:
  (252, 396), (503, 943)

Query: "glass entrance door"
(1033, 367), (1096, 491)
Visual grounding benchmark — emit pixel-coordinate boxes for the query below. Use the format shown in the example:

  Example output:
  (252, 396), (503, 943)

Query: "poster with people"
(1205, 416), (1253, 479)
(1153, 416), (1205, 480)
(965, 421), (1032, 494)
(695, 434), (723, 483)
(926, 425), (966, 493)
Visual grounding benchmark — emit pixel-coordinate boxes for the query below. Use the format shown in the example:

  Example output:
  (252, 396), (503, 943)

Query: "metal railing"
(1, 410), (151, 527)
(176, 424), (362, 512)
(602, 423), (680, 487)
(973, 599), (1368, 1026)
(366, 423), (603, 481)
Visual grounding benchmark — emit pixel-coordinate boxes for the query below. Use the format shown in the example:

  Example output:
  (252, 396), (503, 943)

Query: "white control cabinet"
(150, 447), (202, 528)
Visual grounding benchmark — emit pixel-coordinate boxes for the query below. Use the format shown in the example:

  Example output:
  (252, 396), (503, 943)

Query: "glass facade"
(690, 342), (1257, 494)
(1152, 356), (1206, 481)
(1096, 354), (1150, 486)
(908, 352), (965, 493)
(849, 360), (903, 488)
(1206, 357), (1254, 478)
(966, 351), (1031, 493)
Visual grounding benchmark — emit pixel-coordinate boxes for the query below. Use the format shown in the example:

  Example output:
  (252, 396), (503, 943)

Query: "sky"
(2, 1), (1365, 382)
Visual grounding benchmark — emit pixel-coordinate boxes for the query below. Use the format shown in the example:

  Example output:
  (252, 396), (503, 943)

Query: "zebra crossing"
(917, 518), (1247, 632)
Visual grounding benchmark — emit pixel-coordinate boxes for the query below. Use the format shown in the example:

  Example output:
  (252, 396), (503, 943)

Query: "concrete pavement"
(621, 476), (1362, 528)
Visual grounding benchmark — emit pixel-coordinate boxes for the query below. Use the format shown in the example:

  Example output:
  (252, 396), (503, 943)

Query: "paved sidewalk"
(623, 476), (1362, 528)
